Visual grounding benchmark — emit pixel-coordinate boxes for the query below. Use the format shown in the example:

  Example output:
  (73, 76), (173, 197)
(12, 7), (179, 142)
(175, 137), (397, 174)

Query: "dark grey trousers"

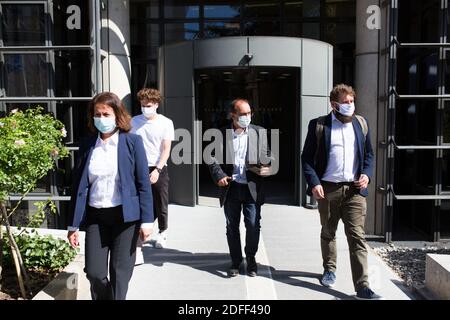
(84, 205), (140, 300)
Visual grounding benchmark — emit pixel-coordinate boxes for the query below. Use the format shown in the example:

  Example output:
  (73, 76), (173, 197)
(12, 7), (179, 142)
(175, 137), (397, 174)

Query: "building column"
(102, 0), (132, 110)
(355, 0), (380, 235)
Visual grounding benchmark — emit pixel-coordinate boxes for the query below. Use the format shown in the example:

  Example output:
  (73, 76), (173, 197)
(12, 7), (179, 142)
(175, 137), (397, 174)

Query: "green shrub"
(2, 231), (77, 272)
(0, 107), (69, 201)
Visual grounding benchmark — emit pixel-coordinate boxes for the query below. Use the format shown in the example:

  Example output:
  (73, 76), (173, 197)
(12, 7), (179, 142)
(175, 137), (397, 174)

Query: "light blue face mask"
(93, 117), (116, 134)
(237, 115), (251, 128)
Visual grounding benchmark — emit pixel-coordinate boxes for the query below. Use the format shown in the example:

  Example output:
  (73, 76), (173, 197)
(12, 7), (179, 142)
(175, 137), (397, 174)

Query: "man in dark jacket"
(301, 84), (382, 300)
(208, 98), (273, 277)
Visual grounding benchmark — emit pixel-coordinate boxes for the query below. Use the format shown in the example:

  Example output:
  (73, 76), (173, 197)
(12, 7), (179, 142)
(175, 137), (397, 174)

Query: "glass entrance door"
(195, 66), (300, 205)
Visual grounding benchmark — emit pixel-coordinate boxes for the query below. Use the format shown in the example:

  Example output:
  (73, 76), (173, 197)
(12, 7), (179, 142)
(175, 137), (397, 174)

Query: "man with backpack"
(301, 84), (382, 300)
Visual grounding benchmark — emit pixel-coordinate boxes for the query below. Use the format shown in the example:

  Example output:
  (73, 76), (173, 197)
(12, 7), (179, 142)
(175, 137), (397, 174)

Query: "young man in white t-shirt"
(131, 88), (174, 248)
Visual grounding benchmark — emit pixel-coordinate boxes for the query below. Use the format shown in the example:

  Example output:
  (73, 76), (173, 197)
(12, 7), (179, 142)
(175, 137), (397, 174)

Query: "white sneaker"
(154, 231), (167, 249)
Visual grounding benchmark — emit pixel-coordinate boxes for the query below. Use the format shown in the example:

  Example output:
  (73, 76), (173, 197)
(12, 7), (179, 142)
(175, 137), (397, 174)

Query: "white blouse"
(88, 131), (122, 208)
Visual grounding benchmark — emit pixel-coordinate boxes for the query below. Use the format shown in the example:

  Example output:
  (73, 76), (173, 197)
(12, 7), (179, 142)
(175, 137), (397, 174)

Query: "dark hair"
(230, 98), (250, 113)
(137, 88), (162, 104)
(87, 92), (131, 134)
(330, 84), (356, 102)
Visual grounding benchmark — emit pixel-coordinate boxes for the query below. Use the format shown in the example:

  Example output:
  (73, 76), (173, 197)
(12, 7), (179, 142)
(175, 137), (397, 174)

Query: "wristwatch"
(155, 167), (163, 174)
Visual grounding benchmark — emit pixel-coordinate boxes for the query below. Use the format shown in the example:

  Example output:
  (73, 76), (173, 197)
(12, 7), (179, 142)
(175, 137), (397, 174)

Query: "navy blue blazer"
(69, 132), (154, 228)
(301, 113), (374, 197)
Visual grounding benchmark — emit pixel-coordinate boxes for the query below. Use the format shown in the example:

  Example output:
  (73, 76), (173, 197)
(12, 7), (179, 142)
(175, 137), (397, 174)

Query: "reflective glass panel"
(443, 151), (450, 191)
(393, 200), (434, 240)
(164, 0), (199, 18)
(131, 23), (159, 60)
(324, 23), (355, 59)
(397, 48), (439, 95)
(4, 54), (48, 97)
(243, 21), (280, 36)
(56, 149), (77, 197)
(54, 50), (91, 97)
(444, 102), (450, 144)
(204, 1), (241, 18)
(324, 0), (356, 18)
(131, 0), (159, 19)
(285, 0), (320, 18)
(441, 201), (450, 239)
(131, 63), (157, 114)
(2, 4), (45, 45)
(244, 0), (280, 18)
(395, 99), (437, 145)
(444, 50), (450, 94)
(283, 22), (320, 40)
(394, 150), (435, 195)
(204, 21), (240, 38)
(398, 0), (440, 43)
(165, 23), (200, 43)
(55, 102), (89, 146)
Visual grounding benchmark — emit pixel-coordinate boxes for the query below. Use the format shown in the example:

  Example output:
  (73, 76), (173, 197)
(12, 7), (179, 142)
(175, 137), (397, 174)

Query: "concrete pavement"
(126, 203), (413, 300)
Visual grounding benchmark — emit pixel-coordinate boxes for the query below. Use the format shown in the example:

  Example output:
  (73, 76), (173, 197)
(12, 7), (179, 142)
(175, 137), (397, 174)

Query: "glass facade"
(0, 0), (100, 229)
(387, 0), (450, 241)
(1, 0), (448, 241)
(130, 0), (356, 111)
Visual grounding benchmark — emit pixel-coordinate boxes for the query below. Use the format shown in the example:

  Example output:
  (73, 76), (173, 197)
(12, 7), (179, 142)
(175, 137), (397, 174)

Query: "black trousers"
(84, 205), (140, 300)
(149, 166), (169, 232)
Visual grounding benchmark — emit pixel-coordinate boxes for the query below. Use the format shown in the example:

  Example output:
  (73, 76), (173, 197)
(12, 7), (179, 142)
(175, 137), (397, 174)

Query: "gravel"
(372, 243), (450, 288)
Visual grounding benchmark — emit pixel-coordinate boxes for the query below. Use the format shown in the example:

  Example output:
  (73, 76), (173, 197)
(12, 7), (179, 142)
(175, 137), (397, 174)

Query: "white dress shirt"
(232, 127), (248, 184)
(68, 131), (153, 231)
(322, 112), (359, 183)
(88, 132), (122, 208)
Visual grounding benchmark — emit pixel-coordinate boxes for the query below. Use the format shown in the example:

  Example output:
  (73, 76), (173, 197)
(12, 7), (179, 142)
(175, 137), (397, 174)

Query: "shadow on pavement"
(262, 266), (355, 300)
(142, 246), (230, 279)
(141, 246), (355, 299)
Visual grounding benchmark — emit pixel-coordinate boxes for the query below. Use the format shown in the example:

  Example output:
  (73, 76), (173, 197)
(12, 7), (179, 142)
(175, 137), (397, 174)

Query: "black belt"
(321, 181), (354, 187)
(230, 180), (248, 186)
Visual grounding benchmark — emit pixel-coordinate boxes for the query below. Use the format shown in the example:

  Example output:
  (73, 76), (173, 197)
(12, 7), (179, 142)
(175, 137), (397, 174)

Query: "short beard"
(334, 110), (354, 123)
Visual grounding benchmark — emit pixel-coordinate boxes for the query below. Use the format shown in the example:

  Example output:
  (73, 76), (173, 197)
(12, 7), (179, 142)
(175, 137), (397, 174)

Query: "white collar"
(331, 111), (352, 126)
(331, 111), (338, 122)
(96, 130), (119, 147)
(232, 125), (248, 137)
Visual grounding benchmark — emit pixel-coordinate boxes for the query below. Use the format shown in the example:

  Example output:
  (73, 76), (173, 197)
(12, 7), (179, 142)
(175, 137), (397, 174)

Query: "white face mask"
(336, 102), (355, 117)
(141, 105), (157, 118)
(237, 115), (251, 128)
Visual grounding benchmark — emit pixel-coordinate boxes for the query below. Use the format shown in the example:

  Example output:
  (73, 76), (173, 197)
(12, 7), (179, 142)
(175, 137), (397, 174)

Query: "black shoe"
(355, 287), (384, 300)
(246, 256), (257, 277)
(228, 262), (241, 277)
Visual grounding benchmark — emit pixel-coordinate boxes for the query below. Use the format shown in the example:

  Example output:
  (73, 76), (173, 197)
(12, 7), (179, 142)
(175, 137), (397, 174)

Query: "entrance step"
(197, 196), (220, 207)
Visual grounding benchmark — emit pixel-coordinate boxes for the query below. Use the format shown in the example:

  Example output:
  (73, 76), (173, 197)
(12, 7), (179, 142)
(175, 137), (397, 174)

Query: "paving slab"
(127, 203), (413, 300)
